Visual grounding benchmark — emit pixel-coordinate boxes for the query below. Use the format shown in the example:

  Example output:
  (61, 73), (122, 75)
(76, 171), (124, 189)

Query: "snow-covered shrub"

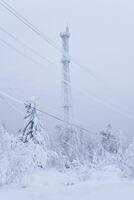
(76, 130), (94, 165)
(45, 150), (59, 168)
(92, 141), (105, 168)
(9, 140), (35, 185)
(89, 165), (123, 181)
(121, 138), (134, 178)
(101, 124), (119, 154)
(51, 125), (72, 168)
(91, 128), (123, 171)
(53, 125), (95, 169)
(0, 124), (13, 185)
(8, 138), (48, 185)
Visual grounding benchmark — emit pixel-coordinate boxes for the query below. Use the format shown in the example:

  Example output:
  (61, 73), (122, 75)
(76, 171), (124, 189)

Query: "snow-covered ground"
(0, 167), (134, 200)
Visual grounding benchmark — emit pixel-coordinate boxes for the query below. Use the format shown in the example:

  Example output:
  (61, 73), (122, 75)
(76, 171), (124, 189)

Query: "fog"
(0, 0), (134, 136)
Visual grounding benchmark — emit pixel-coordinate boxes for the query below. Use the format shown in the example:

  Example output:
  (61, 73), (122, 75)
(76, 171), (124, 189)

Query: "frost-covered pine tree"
(21, 100), (45, 146)
(19, 98), (48, 169)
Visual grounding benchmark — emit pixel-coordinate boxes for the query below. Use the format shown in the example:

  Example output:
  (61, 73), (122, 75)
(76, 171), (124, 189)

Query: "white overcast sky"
(0, 0), (134, 136)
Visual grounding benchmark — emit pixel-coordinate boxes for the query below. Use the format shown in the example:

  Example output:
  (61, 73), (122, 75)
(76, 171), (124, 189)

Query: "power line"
(0, 90), (23, 105)
(36, 106), (98, 134)
(71, 58), (102, 83)
(0, 26), (57, 67)
(0, 90), (98, 135)
(72, 85), (134, 121)
(4, 99), (24, 116)
(59, 76), (134, 122)
(0, 38), (43, 65)
(0, 37), (58, 74)
(0, 0), (61, 52)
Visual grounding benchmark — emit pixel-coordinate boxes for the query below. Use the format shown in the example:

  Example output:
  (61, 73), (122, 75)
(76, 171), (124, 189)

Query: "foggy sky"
(0, 0), (134, 137)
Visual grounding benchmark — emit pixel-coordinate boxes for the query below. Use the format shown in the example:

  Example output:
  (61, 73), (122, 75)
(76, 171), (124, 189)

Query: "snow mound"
(89, 165), (123, 182)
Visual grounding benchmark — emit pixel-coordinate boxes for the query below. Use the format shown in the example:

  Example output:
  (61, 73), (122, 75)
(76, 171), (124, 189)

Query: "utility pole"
(60, 26), (71, 123)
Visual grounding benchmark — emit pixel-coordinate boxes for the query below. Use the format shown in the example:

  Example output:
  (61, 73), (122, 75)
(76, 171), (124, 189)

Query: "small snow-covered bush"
(53, 125), (95, 169)
(8, 139), (48, 185)
(101, 125), (120, 154)
(121, 140), (134, 178)
(89, 165), (123, 181)
(0, 124), (13, 185)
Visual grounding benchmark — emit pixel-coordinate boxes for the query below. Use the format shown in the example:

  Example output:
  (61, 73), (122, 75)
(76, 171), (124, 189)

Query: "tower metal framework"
(60, 26), (71, 122)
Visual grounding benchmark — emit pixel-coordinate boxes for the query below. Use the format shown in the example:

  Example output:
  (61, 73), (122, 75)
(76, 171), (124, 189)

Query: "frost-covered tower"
(60, 26), (71, 122)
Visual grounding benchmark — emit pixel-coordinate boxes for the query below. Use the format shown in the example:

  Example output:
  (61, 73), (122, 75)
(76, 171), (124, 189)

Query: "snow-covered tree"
(76, 129), (94, 165)
(92, 140), (105, 168)
(53, 125), (95, 169)
(121, 138), (134, 178)
(53, 125), (78, 168)
(100, 124), (119, 154)
(19, 98), (48, 169)
(21, 99), (47, 148)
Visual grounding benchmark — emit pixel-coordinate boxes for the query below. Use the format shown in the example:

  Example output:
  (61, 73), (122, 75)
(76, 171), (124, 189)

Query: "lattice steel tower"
(60, 26), (71, 122)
